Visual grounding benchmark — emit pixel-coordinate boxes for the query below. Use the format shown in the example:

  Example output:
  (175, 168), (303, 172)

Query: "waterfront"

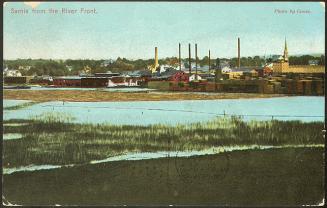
(3, 96), (324, 124)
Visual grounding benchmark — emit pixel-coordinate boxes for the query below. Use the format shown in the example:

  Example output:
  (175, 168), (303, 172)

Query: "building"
(273, 39), (289, 73)
(263, 66), (273, 77)
(159, 65), (178, 74)
(80, 77), (108, 87)
(109, 76), (140, 87)
(152, 69), (189, 82)
(271, 39), (325, 74)
(94, 71), (120, 77)
(100, 59), (114, 67)
(3, 69), (22, 77)
(221, 66), (232, 73)
(308, 60), (319, 66)
(30, 75), (53, 85)
(66, 65), (73, 71)
(53, 76), (81, 87)
(189, 74), (203, 82)
(18, 65), (31, 71)
(4, 76), (33, 85)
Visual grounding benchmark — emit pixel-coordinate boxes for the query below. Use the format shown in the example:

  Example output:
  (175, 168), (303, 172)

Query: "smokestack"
(195, 43), (198, 80)
(238, 38), (240, 68)
(215, 58), (221, 91)
(188, 43), (191, 76)
(209, 50), (211, 71)
(155, 47), (158, 68)
(179, 43), (181, 71)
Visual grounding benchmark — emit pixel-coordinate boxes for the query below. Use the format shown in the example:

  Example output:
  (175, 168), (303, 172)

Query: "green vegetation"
(229, 56), (265, 67)
(3, 101), (42, 111)
(3, 148), (324, 205)
(3, 113), (324, 168)
(4, 54), (324, 77)
(289, 54), (325, 65)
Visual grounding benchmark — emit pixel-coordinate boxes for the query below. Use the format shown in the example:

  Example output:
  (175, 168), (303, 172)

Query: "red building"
(168, 71), (189, 82)
(152, 70), (189, 82)
(81, 77), (108, 87)
(53, 77), (81, 87)
(263, 66), (273, 76)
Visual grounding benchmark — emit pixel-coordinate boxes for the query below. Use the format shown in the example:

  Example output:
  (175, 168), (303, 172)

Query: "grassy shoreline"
(3, 114), (324, 168)
(3, 147), (324, 206)
(3, 89), (288, 102)
(3, 101), (42, 110)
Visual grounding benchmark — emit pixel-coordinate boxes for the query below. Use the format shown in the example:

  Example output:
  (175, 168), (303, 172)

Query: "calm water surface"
(3, 96), (324, 125)
(3, 100), (32, 108)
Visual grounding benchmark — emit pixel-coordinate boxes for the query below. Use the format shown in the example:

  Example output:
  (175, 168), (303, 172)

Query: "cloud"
(23, 2), (41, 9)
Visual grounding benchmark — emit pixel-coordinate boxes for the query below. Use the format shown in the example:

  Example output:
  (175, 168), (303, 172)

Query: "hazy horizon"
(4, 2), (325, 60)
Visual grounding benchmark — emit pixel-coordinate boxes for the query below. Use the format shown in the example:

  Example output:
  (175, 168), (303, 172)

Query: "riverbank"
(3, 89), (288, 102)
(3, 116), (324, 168)
(3, 147), (324, 206)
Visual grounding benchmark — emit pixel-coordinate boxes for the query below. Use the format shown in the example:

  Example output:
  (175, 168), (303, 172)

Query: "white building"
(221, 66), (232, 73)
(189, 74), (203, 82)
(159, 65), (178, 73)
(3, 69), (22, 77)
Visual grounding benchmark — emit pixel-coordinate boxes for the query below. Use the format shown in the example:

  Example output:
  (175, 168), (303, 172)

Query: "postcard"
(2, 1), (325, 206)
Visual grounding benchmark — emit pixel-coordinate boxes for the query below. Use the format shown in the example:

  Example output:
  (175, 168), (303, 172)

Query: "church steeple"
(284, 38), (288, 62)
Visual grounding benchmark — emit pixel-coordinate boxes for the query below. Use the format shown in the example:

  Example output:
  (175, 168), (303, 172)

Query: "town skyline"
(4, 2), (325, 60)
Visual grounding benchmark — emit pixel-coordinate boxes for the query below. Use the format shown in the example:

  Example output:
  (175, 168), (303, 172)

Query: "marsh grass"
(3, 101), (42, 111)
(3, 113), (324, 167)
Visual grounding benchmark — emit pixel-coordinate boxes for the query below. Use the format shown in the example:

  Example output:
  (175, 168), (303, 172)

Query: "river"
(3, 96), (324, 125)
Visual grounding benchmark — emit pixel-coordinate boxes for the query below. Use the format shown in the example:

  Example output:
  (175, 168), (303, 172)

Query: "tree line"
(4, 54), (324, 76)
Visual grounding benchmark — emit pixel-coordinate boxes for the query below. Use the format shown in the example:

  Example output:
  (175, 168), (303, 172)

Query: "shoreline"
(3, 89), (291, 102)
(3, 148), (324, 205)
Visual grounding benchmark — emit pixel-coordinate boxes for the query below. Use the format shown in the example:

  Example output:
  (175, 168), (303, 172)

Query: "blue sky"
(3, 2), (325, 59)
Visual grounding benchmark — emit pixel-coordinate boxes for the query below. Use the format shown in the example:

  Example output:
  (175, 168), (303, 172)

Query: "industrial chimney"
(238, 38), (240, 68)
(188, 43), (191, 76)
(179, 43), (181, 71)
(209, 50), (211, 71)
(155, 47), (159, 68)
(195, 43), (198, 80)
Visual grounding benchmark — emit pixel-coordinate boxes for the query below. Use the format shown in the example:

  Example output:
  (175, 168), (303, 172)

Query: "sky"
(3, 2), (325, 60)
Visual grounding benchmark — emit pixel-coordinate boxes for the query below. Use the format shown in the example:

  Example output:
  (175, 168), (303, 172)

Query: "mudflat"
(3, 90), (286, 102)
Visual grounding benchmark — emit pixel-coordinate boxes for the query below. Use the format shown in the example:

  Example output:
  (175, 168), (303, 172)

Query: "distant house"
(200, 73), (215, 81)
(220, 60), (230, 68)
(189, 74), (203, 82)
(227, 67), (260, 79)
(30, 75), (53, 85)
(221, 66), (232, 73)
(159, 65), (177, 74)
(308, 60), (319, 66)
(100, 59), (114, 67)
(3, 69), (22, 77)
(263, 66), (273, 76)
(18, 66), (31, 71)
(198, 65), (210, 73)
(153, 69), (189, 82)
(66, 65), (73, 71)
(123, 70), (152, 78)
